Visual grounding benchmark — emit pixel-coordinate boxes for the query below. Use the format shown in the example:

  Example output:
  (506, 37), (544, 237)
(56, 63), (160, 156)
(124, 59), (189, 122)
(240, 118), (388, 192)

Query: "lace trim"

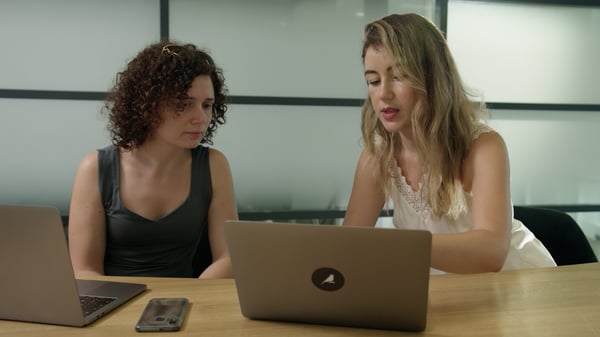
(388, 122), (491, 222)
(388, 160), (431, 220)
(472, 122), (492, 140)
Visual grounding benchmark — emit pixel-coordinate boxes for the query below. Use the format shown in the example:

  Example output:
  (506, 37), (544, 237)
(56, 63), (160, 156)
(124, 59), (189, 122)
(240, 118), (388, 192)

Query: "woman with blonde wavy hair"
(343, 13), (555, 273)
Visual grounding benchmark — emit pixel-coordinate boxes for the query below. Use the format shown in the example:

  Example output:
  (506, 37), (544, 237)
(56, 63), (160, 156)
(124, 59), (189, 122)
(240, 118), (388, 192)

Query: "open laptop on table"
(0, 204), (146, 326)
(224, 220), (432, 331)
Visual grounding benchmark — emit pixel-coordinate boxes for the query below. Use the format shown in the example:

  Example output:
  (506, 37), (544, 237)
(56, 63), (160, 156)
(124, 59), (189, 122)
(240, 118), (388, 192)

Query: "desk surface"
(1, 263), (599, 336)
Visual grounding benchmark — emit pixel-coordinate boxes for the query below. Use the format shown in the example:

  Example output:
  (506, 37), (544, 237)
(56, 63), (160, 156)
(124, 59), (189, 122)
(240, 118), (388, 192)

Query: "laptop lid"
(225, 220), (432, 331)
(0, 204), (146, 326)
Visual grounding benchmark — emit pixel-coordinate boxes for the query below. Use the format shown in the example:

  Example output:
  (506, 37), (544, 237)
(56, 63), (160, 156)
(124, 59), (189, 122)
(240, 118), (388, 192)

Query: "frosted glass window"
(0, 100), (364, 215)
(488, 109), (600, 205)
(0, 0), (160, 91)
(447, 1), (600, 104)
(0, 99), (109, 214)
(170, 0), (435, 98)
(388, 0), (438, 23)
(214, 104), (362, 212)
(489, 109), (600, 239)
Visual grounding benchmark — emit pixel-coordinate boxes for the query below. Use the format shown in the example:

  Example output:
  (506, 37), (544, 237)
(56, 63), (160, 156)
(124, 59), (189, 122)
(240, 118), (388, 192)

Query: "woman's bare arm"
(199, 148), (238, 279)
(68, 151), (107, 276)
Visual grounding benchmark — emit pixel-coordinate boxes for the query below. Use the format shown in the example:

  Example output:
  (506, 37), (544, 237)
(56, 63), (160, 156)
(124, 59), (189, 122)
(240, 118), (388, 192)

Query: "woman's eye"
(366, 79), (380, 86)
(393, 72), (407, 81)
(181, 101), (192, 111)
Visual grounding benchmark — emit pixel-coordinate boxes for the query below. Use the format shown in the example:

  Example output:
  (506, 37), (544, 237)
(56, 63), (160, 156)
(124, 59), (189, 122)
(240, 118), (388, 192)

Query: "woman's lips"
(186, 132), (203, 139)
(381, 108), (399, 121)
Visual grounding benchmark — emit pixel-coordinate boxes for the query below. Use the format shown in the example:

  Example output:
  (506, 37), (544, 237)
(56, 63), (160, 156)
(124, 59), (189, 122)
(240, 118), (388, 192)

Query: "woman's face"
(363, 46), (419, 135)
(153, 75), (214, 149)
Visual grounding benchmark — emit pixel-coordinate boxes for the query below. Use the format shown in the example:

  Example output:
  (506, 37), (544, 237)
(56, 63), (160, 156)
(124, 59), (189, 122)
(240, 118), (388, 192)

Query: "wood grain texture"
(1, 263), (599, 336)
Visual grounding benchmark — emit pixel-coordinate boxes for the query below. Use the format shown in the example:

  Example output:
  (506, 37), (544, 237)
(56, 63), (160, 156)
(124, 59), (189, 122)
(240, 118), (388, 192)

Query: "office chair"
(513, 206), (598, 266)
(61, 215), (69, 242)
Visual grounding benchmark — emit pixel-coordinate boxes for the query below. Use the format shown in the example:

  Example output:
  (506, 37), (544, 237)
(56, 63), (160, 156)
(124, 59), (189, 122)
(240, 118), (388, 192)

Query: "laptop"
(0, 204), (146, 327)
(224, 220), (432, 331)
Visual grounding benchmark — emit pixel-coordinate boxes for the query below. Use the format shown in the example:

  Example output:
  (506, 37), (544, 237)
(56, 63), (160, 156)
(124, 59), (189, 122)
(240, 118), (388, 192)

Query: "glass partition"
(447, 1), (600, 104)
(170, 0), (437, 98)
(0, 0), (159, 91)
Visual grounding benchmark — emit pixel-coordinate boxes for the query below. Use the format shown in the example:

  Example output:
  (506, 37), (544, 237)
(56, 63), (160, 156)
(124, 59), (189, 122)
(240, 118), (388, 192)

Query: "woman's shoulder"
(79, 149), (102, 170)
(470, 124), (506, 150)
(203, 147), (231, 171)
(471, 122), (494, 140)
(204, 146), (226, 160)
(461, 124), (509, 189)
(460, 129), (507, 186)
(73, 150), (103, 182)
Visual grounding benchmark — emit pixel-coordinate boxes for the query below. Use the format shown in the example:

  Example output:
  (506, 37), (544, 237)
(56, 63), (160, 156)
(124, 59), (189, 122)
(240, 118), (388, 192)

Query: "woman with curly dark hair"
(68, 41), (237, 278)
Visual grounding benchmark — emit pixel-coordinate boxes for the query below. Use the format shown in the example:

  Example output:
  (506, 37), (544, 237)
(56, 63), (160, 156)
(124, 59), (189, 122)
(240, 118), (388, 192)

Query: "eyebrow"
(364, 66), (395, 77)
(186, 97), (215, 102)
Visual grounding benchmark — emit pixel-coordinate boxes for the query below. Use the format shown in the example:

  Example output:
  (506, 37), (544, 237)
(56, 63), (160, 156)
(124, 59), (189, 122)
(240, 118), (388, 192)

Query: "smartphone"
(135, 298), (189, 332)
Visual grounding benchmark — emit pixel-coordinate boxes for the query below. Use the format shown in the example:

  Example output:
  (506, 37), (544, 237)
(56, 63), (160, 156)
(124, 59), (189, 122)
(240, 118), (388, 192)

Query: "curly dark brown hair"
(104, 41), (228, 149)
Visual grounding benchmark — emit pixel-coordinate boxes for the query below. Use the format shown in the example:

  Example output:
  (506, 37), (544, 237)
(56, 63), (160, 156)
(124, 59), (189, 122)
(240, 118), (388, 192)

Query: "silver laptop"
(225, 220), (432, 331)
(0, 204), (146, 327)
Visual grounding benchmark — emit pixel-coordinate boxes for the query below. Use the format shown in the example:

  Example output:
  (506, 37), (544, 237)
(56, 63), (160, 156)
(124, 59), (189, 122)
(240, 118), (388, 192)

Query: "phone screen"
(135, 298), (189, 332)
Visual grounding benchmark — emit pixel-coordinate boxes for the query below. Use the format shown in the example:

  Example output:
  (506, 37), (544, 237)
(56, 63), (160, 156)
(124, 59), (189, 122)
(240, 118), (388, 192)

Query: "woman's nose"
(379, 79), (393, 100)
(191, 106), (210, 124)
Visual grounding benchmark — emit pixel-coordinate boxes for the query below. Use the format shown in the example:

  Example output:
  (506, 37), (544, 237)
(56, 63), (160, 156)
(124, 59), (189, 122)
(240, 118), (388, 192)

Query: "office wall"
(446, 1), (600, 237)
(0, 0), (599, 237)
(0, 0), (159, 211)
(0, 0), (436, 213)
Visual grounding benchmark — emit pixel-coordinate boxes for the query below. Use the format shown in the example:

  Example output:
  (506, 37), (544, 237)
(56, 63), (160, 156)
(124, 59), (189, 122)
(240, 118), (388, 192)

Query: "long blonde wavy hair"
(360, 13), (484, 218)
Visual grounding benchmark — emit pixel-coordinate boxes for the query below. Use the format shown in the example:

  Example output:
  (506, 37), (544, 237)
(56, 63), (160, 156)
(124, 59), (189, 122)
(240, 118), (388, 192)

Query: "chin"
(182, 142), (200, 149)
(381, 113), (413, 132)
(380, 121), (404, 134)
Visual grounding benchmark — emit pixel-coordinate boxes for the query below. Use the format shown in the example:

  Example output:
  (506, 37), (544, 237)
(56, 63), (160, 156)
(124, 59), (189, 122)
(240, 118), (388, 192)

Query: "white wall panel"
(489, 109), (600, 237)
(170, 0), (367, 98)
(0, 99), (364, 215)
(212, 104), (362, 212)
(447, 1), (600, 104)
(0, 99), (109, 213)
(0, 0), (159, 91)
(489, 110), (600, 204)
(0, 0), (599, 242)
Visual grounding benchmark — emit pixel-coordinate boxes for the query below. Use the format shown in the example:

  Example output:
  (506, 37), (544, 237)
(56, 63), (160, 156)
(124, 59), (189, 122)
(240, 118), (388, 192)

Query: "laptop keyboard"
(80, 295), (117, 316)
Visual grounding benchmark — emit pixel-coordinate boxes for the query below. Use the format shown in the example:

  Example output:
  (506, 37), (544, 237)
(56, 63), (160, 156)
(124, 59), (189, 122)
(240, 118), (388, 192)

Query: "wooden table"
(1, 263), (599, 336)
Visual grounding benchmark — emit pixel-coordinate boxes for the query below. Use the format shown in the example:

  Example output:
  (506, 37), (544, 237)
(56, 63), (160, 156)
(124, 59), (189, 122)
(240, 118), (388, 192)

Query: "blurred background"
(1, 0), (599, 254)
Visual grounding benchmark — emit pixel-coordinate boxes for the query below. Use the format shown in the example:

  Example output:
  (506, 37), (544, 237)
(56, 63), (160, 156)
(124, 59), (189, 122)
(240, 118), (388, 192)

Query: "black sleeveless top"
(98, 145), (211, 277)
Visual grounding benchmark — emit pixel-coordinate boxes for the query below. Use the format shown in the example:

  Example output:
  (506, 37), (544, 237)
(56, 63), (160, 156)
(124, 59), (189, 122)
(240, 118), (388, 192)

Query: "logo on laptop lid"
(312, 267), (344, 291)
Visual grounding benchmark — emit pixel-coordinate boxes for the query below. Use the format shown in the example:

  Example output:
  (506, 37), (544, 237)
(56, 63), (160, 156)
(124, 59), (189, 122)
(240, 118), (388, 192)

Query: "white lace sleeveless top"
(388, 123), (556, 272)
